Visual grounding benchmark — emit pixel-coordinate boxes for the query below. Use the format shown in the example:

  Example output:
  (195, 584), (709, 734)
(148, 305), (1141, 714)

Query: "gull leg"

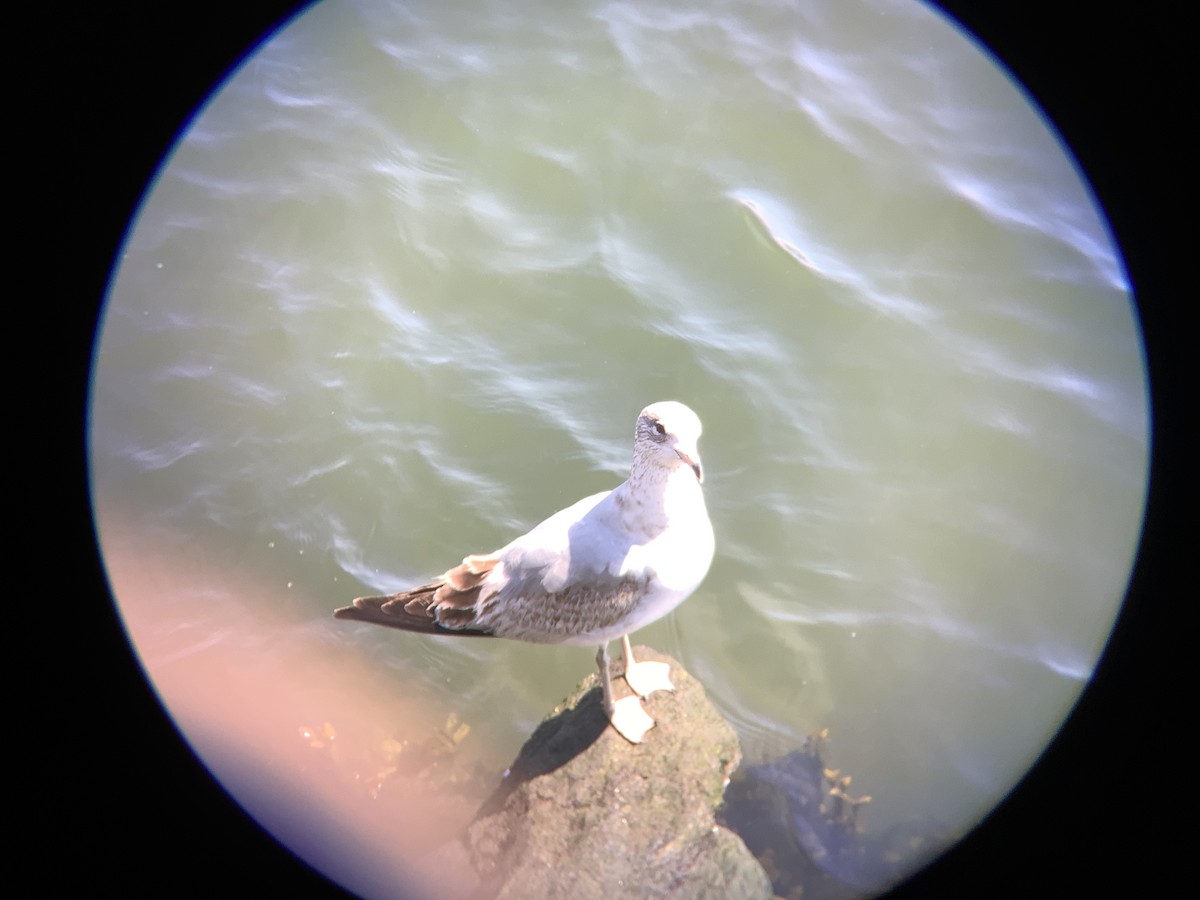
(620, 634), (675, 699)
(597, 642), (654, 743)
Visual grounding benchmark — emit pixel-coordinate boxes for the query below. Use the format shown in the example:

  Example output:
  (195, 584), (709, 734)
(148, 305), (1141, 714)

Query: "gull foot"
(623, 659), (675, 699)
(609, 695), (656, 743)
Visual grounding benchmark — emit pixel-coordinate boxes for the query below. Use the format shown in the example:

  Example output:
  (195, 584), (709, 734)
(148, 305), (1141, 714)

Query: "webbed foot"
(608, 694), (656, 743)
(621, 634), (676, 698)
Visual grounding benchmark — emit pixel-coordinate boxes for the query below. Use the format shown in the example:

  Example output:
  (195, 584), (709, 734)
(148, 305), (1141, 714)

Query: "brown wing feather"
(333, 553), (501, 637)
(435, 553), (499, 611)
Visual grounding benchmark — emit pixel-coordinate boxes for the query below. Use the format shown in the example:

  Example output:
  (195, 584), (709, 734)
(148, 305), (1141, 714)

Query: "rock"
(460, 646), (773, 899)
(722, 732), (871, 900)
(720, 730), (949, 899)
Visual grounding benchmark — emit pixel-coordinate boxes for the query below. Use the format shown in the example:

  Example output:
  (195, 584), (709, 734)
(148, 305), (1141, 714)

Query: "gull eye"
(653, 421), (667, 436)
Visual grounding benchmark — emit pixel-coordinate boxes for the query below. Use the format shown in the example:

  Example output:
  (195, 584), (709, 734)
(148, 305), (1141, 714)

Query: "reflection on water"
(90, 0), (1148, 895)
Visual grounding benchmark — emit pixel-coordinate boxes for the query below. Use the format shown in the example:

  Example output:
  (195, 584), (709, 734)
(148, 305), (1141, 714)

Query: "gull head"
(634, 401), (705, 483)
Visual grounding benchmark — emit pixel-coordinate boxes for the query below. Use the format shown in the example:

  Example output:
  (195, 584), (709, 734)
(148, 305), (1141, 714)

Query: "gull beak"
(677, 449), (703, 483)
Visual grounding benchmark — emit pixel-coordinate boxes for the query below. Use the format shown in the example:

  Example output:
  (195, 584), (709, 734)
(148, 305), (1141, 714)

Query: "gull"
(334, 401), (715, 743)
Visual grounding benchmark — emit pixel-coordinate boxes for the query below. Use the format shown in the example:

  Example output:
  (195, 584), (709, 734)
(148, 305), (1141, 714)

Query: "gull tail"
(334, 582), (494, 638)
(335, 553), (501, 635)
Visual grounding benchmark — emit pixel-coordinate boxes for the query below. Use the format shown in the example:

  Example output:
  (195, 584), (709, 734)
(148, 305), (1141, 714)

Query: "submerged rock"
(458, 646), (772, 899)
(721, 731), (949, 899)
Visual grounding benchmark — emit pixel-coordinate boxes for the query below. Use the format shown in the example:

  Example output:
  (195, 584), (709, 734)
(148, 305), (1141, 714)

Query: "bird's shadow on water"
(472, 685), (609, 821)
